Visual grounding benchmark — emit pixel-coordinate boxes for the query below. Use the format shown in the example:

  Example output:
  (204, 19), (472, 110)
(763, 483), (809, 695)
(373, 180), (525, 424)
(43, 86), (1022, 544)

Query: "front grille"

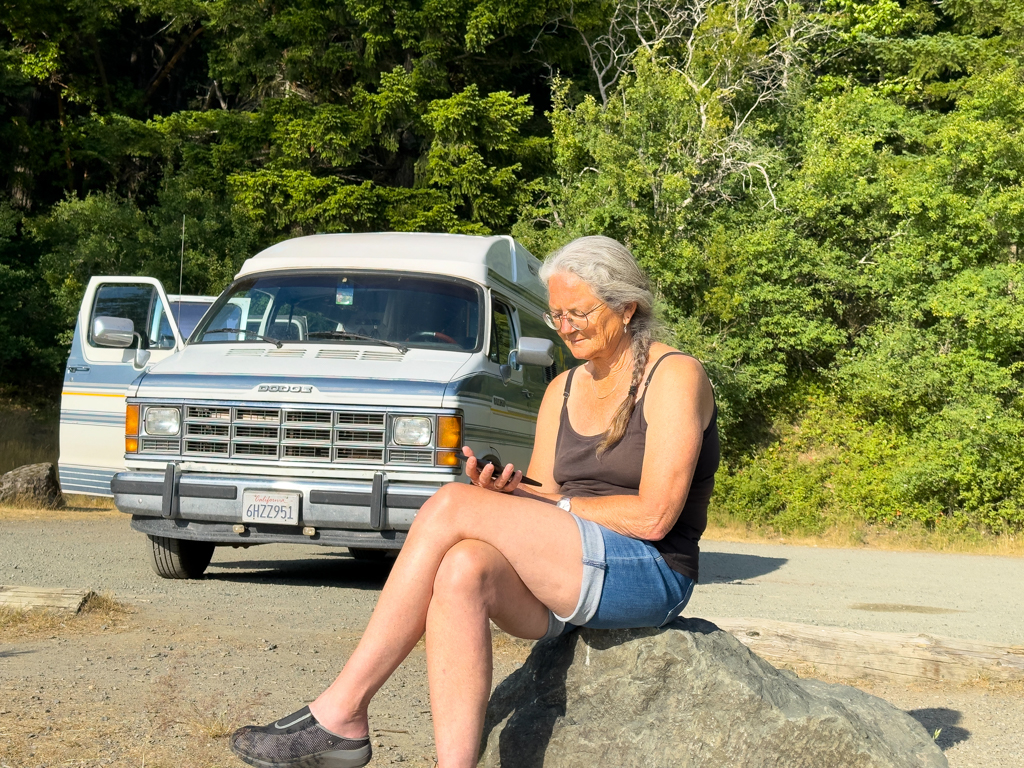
(286, 410), (332, 424)
(283, 445), (331, 460)
(234, 425), (279, 440)
(185, 439), (228, 455)
(187, 422), (229, 437)
(388, 449), (433, 465)
(335, 447), (384, 462)
(234, 442), (279, 457)
(187, 406), (230, 421)
(337, 413), (384, 426)
(236, 408), (279, 423)
(141, 438), (180, 453)
(284, 427), (332, 442)
(141, 403), (452, 467)
(336, 429), (385, 444)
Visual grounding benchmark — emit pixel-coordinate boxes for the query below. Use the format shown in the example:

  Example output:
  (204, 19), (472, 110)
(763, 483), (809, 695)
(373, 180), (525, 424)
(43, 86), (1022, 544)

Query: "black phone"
(459, 454), (542, 486)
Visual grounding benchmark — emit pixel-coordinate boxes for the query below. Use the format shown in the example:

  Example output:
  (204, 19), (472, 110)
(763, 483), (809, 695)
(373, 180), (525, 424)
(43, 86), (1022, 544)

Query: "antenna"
(176, 215), (185, 326)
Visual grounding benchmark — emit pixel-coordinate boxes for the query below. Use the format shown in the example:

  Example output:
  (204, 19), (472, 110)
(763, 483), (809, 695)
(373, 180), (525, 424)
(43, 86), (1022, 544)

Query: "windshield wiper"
(202, 328), (283, 348)
(306, 331), (408, 353)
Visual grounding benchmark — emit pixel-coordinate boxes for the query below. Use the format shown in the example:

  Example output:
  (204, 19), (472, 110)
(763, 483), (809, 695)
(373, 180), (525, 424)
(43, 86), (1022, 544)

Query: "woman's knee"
(432, 540), (500, 605)
(410, 483), (474, 533)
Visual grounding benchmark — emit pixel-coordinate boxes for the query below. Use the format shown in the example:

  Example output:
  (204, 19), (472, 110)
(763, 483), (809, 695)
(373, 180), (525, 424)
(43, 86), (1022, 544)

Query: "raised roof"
(236, 233), (545, 299)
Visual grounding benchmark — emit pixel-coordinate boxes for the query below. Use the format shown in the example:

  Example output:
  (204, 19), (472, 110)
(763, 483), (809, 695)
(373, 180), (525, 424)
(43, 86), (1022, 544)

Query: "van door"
(478, 295), (535, 469)
(59, 277), (184, 496)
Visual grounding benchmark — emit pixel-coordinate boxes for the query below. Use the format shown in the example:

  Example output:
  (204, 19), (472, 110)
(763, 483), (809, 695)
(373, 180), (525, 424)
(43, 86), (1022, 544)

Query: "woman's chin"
(568, 339), (592, 358)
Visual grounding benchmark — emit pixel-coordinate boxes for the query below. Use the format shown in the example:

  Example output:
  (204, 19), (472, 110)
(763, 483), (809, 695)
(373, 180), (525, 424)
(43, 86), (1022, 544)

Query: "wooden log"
(707, 616), (1024, 683)
(0, 585), (93, 613)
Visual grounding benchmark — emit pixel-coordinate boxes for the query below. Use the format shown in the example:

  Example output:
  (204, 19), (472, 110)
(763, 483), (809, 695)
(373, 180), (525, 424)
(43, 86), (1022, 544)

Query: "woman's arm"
(463, 368), (569, 500)
(569, 354), (714, 540)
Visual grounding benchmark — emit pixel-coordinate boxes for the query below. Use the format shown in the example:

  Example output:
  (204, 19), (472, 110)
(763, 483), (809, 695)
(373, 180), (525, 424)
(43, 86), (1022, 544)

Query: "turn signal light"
(125, 437), (139, 453)
(436, 450), (460, 467)
(437, 415), (462, 449)
(125, 404), (140, 436)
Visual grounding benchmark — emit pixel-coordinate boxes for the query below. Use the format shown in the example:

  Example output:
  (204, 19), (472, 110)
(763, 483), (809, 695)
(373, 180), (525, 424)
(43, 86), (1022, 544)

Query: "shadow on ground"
(0, 649), (36, 658)
(699, 551), (787, 583)
(907, 708), (971, 750)
(205, 553), (393, 589)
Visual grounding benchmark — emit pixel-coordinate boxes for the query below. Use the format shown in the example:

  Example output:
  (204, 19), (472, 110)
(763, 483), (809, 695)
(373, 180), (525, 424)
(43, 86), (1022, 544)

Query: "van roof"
(236, 233), (546, 301)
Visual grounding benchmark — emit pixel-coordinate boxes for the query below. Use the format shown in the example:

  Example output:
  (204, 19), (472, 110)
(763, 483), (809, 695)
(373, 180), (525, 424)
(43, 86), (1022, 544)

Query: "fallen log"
(709, 616), (1024, 683)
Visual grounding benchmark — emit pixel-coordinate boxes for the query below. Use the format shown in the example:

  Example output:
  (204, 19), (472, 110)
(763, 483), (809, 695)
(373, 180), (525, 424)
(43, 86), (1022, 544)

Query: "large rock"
(480, 619), (947, 768)
(0, 462), (65, 508)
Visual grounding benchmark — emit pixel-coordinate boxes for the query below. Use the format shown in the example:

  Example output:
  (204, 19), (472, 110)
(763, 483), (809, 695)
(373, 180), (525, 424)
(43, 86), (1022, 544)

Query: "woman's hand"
(463, 446), (523, 494)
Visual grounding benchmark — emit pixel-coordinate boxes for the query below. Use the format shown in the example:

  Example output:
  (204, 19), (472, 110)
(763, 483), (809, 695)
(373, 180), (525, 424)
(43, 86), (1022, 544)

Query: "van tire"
(146, 535), (215, 579)
(349, 548), (389, 561)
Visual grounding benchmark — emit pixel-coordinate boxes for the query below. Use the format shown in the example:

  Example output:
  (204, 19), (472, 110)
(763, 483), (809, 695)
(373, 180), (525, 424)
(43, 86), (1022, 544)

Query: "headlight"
(145, 407), (181, 436)
(393, 416), (432, 446)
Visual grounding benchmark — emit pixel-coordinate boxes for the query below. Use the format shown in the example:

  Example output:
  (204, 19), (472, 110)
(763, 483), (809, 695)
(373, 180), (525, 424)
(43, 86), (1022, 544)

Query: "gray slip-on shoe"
(231, 706), (372, 768)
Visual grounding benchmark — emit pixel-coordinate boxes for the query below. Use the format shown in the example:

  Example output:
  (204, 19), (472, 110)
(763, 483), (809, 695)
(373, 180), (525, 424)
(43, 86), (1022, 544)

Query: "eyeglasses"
(543, 303), (606, 332)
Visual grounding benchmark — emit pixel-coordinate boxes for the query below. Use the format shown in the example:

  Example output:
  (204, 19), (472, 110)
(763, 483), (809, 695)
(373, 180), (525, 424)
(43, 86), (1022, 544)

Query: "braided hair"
(539, 236), (659, 456)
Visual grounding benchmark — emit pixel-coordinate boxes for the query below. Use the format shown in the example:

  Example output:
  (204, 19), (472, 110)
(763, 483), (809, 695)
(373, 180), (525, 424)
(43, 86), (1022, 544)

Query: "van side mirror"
(93, 316), (135, 348)
(509, 337), (554, 369)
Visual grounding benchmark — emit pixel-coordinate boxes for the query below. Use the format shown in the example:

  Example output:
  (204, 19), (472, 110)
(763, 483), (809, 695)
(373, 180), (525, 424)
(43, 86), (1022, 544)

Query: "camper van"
(59, 233), (572, 578)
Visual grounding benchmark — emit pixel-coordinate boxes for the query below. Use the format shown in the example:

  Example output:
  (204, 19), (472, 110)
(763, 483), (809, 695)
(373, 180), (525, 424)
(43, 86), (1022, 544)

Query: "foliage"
(514, 0), (1024, 532)
(2, 0), (1024, 533)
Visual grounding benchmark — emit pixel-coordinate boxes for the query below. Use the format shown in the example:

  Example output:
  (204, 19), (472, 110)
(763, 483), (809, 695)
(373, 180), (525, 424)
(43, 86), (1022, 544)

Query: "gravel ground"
(2, 509), (1023, 767)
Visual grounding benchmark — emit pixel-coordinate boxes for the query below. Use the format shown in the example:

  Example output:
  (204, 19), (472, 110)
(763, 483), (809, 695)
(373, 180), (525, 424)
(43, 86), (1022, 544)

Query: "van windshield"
(192, 273), (482, 351)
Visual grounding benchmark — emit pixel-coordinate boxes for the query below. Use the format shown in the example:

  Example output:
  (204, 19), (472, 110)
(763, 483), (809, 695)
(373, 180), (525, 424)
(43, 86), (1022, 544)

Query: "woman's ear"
(624, 302), (638, 325)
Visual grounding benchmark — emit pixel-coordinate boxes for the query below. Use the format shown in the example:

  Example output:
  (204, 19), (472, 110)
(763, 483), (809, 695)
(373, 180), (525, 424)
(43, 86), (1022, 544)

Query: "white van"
(59, 233), (572, 578)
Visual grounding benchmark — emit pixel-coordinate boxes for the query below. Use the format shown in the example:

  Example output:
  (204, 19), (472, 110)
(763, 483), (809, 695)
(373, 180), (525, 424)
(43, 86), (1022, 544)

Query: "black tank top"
(552, 352), (720, 582)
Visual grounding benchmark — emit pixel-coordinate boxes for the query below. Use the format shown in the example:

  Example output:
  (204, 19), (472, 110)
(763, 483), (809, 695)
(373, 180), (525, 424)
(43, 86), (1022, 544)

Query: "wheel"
(146, 534), (215, 579)
(348, 547), (390, 561)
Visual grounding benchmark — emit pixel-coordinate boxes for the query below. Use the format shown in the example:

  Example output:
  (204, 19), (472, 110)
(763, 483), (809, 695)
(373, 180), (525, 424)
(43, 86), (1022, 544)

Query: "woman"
(230, 235), (719, 768)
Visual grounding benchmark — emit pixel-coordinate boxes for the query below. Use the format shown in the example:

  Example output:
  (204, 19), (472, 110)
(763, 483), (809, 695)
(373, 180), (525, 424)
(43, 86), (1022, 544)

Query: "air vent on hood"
(225, 348), (306, 358)
(315, 348), (406, 361)
(267, 349), (306, 358)
(361, 349), (405, 361)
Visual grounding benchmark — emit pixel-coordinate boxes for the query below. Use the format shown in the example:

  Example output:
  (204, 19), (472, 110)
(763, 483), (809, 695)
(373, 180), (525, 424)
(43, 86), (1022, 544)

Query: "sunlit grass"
(705, 511), (1024, 557)
(0, 494), (118, 520)
(0, 591), (133, 641)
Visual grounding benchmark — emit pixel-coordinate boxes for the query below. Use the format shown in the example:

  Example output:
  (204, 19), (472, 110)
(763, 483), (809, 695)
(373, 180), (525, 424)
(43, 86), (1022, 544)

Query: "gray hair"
(540, 235), (657, 455)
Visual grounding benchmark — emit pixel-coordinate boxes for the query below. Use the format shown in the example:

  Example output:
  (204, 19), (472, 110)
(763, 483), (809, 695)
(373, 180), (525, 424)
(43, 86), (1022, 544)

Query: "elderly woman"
(231, 235), (719, 768)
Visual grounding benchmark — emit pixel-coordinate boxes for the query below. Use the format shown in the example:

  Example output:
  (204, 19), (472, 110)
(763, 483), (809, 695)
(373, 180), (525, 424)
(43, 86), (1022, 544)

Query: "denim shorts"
(543, 514), (696, 639)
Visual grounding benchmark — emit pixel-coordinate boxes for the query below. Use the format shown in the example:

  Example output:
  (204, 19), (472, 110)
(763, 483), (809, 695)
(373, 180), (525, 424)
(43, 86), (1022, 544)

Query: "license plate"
(242, 490), (300, 526)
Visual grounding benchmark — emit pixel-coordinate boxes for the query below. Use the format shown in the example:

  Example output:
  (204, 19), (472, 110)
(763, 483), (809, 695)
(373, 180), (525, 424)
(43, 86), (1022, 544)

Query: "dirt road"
(2, 512), (1022, 767)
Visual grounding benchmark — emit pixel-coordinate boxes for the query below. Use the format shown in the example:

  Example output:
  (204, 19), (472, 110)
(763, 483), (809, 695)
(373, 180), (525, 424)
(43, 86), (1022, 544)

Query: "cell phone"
(458, 454), (542, 486)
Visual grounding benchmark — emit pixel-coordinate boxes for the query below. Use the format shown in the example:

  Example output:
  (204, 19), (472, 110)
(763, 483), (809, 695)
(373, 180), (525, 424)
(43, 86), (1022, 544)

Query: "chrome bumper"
(111, 467), (441, 546)
(129, 516), (409, 549)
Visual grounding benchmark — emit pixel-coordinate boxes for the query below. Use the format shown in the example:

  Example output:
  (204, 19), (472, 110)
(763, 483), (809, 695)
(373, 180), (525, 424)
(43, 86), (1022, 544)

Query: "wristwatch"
(556, 496), (572, 513)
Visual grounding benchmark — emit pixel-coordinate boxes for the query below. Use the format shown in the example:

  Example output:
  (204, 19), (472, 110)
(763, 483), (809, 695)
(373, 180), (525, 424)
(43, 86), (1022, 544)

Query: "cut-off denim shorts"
(543, 514), (696, 639)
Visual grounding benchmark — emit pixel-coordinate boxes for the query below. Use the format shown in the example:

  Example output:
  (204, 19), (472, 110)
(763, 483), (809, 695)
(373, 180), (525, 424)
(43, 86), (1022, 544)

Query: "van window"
(168, 302), (213, 339)
(149, 300), (212, 343)
(90, 284), (175, 349)
(193, 273), (482, 350)
(488, 299), (517, 364)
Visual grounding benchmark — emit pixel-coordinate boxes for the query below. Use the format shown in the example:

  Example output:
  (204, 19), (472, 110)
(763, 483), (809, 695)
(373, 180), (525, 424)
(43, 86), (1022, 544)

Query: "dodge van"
(59, 233), (571, 578)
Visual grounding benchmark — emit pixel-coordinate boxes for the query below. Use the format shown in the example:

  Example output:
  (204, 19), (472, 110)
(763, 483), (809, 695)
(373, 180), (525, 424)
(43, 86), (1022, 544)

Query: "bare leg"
(309, 484), (581, 739)
(427, 540), (550, 767)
